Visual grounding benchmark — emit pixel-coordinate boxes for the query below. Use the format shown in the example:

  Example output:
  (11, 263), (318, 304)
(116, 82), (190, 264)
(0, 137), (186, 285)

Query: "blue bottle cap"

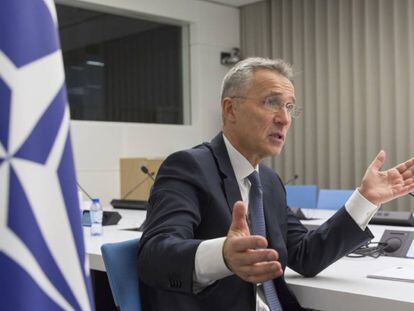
(92, 198), (100, 203)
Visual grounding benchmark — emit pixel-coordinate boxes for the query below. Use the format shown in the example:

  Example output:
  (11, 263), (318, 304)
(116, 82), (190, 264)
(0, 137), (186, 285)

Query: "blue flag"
(0, 1), (94, 310)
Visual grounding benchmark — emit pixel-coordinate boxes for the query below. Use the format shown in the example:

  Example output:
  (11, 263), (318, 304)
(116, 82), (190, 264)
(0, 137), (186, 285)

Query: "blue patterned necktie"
(247, 171), (283, 311)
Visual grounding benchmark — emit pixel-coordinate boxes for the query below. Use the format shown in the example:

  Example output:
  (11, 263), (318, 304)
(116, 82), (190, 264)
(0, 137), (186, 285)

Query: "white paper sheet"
(367, 265), (414, 283)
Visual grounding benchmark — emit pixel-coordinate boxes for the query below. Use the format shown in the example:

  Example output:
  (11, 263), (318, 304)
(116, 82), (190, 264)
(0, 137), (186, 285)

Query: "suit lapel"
(207, 133), (242, 213)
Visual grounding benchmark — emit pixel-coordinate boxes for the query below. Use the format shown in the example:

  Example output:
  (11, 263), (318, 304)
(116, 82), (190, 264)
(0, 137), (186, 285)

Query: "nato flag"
(0, 1), (94, 310)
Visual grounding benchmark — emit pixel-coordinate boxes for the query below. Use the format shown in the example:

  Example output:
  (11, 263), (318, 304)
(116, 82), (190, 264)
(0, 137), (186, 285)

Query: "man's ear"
(222, 97), (238, 123)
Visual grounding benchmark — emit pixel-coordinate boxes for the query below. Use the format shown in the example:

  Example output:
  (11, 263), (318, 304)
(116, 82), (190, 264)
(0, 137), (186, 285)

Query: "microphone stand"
(77, 182), (94, 200)
(285, 174), (299, 185)
(121, 176), (151, 200)
(110, 166), (155, 210)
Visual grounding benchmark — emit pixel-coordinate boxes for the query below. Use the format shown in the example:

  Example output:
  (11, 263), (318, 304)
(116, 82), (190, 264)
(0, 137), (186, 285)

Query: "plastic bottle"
(90, 198), (103, 236)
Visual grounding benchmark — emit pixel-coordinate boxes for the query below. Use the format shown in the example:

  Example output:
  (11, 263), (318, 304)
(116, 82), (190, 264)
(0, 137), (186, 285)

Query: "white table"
(285, 209), (414, 311)
(285, 256), (414, 311)
(85, 208), (414, 310)
(85, 208), (146, 271)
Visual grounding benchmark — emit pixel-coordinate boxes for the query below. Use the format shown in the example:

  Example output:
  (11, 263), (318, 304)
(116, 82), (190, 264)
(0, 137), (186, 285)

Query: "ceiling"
(198, 0), (264, 7)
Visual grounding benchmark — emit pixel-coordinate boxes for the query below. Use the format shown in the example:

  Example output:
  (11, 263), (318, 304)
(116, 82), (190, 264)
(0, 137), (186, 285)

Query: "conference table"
(285, 210), (414, 311)
(85, 208), (146, 272)
(85, 207), (414, 311)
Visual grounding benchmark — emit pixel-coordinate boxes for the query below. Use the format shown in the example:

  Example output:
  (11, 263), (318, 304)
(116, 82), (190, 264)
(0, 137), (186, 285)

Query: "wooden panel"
(120, 158), (164, 200)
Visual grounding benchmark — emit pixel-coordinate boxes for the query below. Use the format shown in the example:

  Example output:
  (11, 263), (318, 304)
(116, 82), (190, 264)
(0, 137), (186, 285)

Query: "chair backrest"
(285, 185), (319, 209)
(101, 239), (141, 311)
(317, 189), (354, 210)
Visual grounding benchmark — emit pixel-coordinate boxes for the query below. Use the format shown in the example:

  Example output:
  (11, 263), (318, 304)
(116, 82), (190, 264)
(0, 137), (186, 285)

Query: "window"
(57, 4), (190, 124)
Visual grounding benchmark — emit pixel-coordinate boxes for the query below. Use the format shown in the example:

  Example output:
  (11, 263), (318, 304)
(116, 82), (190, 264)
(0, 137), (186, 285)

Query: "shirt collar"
(222, 133), (258, 182)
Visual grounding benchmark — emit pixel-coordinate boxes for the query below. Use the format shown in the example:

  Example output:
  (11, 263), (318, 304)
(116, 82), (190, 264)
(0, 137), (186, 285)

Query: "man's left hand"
(359, 150), (414, 205)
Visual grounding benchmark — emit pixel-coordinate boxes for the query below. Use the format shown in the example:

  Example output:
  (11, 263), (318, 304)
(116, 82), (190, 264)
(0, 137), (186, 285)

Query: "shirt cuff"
(345, 189), (379, 230)
(192, 237), (233, 293)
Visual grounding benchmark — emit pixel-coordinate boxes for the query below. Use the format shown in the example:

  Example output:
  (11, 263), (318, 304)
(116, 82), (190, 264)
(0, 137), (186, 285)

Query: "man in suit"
(137, 57), (414, 310)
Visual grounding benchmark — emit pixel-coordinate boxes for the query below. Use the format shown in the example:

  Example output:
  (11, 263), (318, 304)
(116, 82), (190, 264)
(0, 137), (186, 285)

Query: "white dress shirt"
(193, 134), (379, 310)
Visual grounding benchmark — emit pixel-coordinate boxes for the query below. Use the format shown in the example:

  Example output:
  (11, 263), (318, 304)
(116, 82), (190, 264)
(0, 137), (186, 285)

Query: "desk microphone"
(140, 165), (155, 181)
(110, 166), (155, 210)
(122, 165), (155, 200)
(285, 174), (299, 185)
(383, 237), (402, 253)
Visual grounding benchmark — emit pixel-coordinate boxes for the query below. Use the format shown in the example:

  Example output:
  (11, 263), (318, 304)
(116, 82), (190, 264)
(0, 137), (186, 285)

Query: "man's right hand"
(222, 201), (283, 284)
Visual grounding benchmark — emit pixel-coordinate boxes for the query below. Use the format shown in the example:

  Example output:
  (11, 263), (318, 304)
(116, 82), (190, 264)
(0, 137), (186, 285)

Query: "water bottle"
(90, 198), (103, 236)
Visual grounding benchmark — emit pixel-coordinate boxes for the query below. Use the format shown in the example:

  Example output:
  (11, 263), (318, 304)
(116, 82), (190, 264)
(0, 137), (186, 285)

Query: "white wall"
(60, 0), (240, 205)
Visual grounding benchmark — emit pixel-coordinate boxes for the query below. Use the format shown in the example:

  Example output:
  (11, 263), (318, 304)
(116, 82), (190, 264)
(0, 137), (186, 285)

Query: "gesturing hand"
(359, 150), (414, 205)
(222, 201), (283, 284)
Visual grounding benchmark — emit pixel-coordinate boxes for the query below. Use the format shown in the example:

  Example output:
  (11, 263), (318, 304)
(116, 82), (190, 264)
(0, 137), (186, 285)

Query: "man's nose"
(274, 106), (291, 125)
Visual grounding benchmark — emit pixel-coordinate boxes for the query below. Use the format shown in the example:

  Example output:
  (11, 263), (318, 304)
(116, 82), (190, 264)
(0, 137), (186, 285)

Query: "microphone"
(285, 174), (299, 185)
(140, 165), (155, 181)
(121, 175), (151, 200)
(383, 237), (402, 253)
(110, 165), (155, 210)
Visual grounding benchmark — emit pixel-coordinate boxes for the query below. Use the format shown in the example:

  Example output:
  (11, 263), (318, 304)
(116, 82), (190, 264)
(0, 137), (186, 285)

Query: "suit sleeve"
(137, 151), (210, 294)
(285, 206), (374, 277)
(270, 174), (374, 277)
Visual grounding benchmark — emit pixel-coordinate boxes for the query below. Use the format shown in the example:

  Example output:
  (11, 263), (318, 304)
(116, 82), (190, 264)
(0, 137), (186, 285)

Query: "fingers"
(223, 236), (269, 268)
(225, 245), (277, 268)
(239, 261), (283, 284)
(369, 150), (386, 172)
(396, 157), (414, 175)
(401, 168), (414, 180)
(231, 235), (268, 252)
(361, 152), (414, 205)
(223, 236), (283, 283)
(394, 178), (414, 196)
(225, 201), (283, 284)
(236, 248), (278, 266)
(229, 201), (249, 234)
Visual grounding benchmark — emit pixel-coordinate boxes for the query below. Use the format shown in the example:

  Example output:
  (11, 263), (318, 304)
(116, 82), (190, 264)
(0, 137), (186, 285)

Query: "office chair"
(317, 189), (354, 210)
(285, 185), (319, 209)
(101, 239), (141, 311)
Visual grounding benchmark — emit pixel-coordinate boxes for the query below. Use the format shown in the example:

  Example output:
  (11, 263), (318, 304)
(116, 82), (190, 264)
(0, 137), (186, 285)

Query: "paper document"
(367, 266), (414, 283)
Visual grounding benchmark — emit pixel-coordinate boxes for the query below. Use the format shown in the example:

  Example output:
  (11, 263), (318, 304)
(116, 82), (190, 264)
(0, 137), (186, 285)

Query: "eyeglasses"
(231, 96), (302, 118)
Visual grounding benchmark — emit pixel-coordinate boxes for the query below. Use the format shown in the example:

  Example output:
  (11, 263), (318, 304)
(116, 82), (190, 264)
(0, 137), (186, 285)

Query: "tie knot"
(247, 171), (262, 188)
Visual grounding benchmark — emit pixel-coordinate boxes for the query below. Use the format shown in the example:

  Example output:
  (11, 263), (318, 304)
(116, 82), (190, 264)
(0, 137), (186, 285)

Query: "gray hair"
(220, 57), (293, 102)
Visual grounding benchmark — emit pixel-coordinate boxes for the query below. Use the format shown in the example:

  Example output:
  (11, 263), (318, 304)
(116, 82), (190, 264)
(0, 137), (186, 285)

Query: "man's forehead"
(249, 70), (295, 99)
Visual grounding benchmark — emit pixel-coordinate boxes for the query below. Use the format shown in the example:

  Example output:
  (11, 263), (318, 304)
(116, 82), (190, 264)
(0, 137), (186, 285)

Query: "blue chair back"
(317, 189), (354, 210)
(101, 239), (141, 311)
(285, 185), (318, 209)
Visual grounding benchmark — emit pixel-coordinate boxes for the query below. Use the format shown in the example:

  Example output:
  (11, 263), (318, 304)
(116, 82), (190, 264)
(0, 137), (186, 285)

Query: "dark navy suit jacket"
(137, 133), (373, 310)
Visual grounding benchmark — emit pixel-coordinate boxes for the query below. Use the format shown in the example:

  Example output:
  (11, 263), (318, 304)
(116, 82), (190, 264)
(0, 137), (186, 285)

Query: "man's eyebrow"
(266, 92), (296, 104)
(266, 91), (282, 97)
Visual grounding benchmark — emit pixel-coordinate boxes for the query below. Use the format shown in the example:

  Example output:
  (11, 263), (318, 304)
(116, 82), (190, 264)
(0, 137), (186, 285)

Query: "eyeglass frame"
(229, 95), (302, 118)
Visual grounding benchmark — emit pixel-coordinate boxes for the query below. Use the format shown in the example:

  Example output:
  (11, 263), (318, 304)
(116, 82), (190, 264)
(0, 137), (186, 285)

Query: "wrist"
(358, 186), (380, 206)
(222, 238), (233, 272)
